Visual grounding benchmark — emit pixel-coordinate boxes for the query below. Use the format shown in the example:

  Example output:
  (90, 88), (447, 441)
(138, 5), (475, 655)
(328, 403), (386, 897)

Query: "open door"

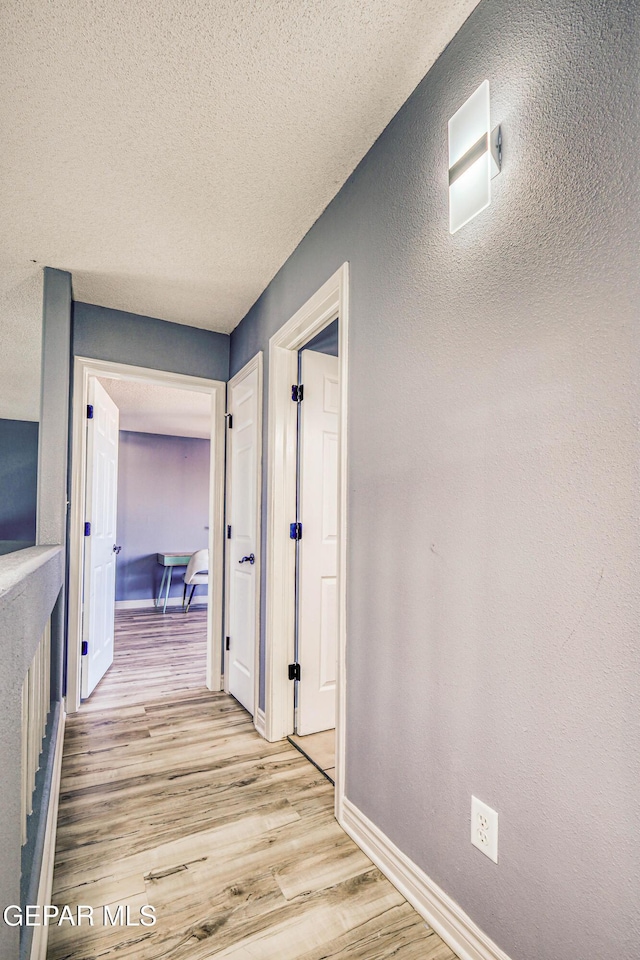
(81, 378), (119, 699)
(225, 354), (262, 715)
(297, 349), (339, 735)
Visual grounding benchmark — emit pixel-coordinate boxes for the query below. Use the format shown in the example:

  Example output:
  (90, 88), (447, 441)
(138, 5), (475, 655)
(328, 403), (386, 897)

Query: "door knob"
(113, 545), (122, 554)
(239, 553), (255, 565)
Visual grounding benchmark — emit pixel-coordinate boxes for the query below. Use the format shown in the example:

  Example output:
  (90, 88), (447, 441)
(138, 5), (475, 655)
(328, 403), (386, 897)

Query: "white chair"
(182, 549), (209, 612)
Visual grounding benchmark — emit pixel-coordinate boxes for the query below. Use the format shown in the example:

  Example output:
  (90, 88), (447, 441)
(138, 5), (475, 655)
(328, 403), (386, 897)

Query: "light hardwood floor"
(48, 609), (457, 959)
(289, 729), (336, 783)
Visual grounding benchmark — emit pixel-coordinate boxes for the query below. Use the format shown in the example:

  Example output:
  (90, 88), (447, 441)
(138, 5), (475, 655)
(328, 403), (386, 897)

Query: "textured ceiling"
(0, 0), (480, 335)
(99, 378), (211, 439)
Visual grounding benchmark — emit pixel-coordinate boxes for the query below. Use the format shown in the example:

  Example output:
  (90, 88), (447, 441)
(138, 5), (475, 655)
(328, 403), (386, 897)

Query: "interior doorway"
(223, 352), (263, 721)
(295, 335), (339, 736)
(264, 263), (349, 820)
(79, 377), (119, 698)
(82, 374), (214, 700)
(67, 358), (226, 713)
(287, 325), (339, 782)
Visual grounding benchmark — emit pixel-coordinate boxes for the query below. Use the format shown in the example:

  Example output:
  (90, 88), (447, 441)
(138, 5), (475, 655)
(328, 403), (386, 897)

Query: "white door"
(81, 378), (120, 698)
(297, 349), (339, 735)
(225, 355), (262, 715)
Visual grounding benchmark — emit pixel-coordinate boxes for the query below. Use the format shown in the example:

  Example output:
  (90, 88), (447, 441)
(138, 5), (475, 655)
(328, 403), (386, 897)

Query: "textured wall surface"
(116, 431), (210, 602)
(230, 1), (640, 957)
(0, 265), (43, 421)
(38, 268), (72, 548)
(73, 302), (230, 381)
(0, 419), (38, 544)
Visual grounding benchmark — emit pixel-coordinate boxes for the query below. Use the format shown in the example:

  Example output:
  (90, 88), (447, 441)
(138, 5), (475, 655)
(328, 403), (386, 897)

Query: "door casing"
(68, 357), (226, 712)
(264, 263), (349, 822)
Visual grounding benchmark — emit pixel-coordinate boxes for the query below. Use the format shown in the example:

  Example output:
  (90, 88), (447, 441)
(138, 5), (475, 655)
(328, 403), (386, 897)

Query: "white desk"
(155, 552), (192, 613)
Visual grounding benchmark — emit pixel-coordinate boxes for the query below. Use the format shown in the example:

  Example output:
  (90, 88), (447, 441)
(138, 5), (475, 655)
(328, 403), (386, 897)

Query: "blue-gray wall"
(303, 318), (339, 357)
(0, 419), (38, 547)
(116, 431), (210, 603)
(38, 268), (72, 556)
(230, 1), (639, 958)
(73, 302), (230, 381)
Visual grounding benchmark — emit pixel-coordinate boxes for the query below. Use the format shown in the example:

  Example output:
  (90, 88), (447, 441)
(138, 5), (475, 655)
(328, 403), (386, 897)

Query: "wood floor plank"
(274, 839), (374, 900)
(290, 728), (336, 772)
(296, 903), (457, 960)
(47, 609), (458, 960)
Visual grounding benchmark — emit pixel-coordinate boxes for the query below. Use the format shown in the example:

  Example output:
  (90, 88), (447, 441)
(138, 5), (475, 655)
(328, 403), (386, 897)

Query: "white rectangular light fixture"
(448, 80), (496, 234)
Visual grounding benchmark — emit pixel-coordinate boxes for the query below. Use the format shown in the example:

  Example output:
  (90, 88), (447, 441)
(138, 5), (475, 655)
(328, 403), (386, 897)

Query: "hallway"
(47, 611), (456, 959)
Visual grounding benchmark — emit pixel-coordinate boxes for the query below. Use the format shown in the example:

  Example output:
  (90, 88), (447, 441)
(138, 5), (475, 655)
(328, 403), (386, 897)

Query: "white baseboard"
(340, 797), (513, 960)
(114, 598), (207, 610)
(254, 707), (266, 738)
(29, 707), (66, 960)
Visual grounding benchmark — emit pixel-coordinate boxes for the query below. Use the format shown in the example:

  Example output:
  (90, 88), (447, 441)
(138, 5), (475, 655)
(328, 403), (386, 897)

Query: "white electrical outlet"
(471, 796), (498, 863)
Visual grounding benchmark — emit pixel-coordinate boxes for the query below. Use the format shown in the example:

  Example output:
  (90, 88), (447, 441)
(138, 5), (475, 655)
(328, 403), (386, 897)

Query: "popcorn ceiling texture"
(0, 0), (481, 334)
(99, 378), (212, 439)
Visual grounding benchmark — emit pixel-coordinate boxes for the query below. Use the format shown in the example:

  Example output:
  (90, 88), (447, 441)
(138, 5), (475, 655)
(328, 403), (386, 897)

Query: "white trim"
(68, 358), (226, 712)
(114, 598), (208, 610)
(29, 706), (66, 960)
(264, 264), (349, 823)
(340, 798), (513, 960)
(223, 352), (263, 720)
(254, 707), (266, 738)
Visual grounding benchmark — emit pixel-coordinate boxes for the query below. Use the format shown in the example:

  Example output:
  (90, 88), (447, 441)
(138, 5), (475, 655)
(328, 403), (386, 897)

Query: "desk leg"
(156, 567), (168, 608)
(163, 567), (173, 614)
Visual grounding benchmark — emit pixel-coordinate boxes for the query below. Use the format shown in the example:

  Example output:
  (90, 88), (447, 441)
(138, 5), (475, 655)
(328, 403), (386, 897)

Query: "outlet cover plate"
(471, 796), (498, 863)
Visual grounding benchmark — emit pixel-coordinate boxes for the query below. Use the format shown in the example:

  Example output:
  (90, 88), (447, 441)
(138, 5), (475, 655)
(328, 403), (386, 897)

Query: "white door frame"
(223, 351), (263, 727)
(264, 262), (349, 821)
(67, 356), (226, 713)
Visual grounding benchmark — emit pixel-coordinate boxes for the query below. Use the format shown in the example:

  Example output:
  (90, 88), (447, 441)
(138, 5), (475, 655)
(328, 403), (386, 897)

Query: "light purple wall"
(230, 0), (640, 957)
(115, 431), (210, 603)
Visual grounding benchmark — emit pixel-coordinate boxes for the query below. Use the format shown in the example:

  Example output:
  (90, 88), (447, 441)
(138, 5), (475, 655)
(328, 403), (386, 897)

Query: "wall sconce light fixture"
(448, 80), (501, 233)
